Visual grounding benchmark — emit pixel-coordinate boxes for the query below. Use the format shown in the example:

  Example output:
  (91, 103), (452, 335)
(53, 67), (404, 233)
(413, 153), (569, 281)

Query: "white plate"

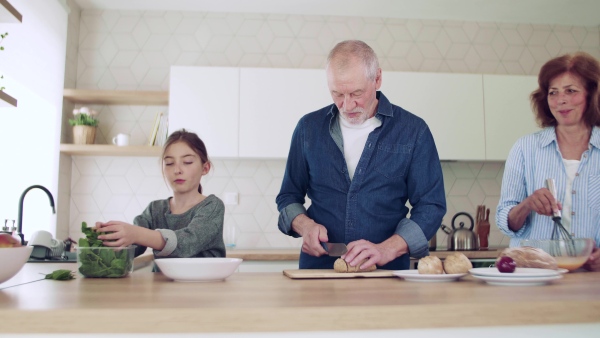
(556, 268), (569, 274)
(393, 270), (467, 282)
(471, 274), (563, 286)
(469, 267), (560, 278)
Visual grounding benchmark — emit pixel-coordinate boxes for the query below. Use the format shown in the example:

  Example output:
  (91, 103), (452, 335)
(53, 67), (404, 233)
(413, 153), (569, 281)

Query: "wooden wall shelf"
(0, 90), (17, 107)
(60, 144), (162, 157)
(0, 0), (22, 23)
(63, 89), (169, 105)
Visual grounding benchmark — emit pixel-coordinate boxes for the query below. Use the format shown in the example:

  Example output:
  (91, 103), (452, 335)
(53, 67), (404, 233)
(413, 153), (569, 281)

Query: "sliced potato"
(333, 258), (376, 273)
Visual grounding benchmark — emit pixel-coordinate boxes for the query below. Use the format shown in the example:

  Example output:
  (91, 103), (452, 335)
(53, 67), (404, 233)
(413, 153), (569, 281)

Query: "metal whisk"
(546, 178), (576, 256)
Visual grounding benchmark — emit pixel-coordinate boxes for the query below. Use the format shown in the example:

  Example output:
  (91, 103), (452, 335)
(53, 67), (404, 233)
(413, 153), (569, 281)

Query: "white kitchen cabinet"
(382, 72), (486, 160)
(168, 67), (541, 161)
(239, 68), (332, 158)
(483, 75), (540, 160)
(169, 66), (240, 157)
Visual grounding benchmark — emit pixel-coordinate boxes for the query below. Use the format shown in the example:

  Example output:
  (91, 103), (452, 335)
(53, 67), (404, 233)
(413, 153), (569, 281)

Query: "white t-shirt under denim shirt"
(339, 115), (382, 180)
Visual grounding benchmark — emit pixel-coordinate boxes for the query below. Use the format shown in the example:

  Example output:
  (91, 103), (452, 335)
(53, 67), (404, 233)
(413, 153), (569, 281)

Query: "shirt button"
(572, 190), (576, 194)
(575, 172), (579, 176)
(571, 212), (575, 216)
(368, 143), (372, 148)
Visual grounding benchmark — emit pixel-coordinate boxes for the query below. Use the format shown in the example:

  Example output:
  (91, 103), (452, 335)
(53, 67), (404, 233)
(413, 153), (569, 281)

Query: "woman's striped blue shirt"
(496, 126), (600, 247)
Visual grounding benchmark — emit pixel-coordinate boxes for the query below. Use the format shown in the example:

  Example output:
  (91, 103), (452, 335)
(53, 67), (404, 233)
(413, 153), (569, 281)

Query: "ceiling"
(73, 0), (600, 26)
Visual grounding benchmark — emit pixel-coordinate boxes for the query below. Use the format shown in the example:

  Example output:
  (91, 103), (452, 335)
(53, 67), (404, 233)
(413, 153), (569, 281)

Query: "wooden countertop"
(226, 248), (504, 261)
(1, 263), (598, 334)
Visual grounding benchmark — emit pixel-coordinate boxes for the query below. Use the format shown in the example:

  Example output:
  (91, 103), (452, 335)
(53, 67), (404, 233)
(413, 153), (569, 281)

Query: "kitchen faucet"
(17, 185), (56, 245)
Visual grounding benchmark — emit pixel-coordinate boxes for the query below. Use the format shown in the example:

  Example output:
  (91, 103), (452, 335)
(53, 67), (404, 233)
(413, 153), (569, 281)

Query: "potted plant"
(69, 107), (99, 144)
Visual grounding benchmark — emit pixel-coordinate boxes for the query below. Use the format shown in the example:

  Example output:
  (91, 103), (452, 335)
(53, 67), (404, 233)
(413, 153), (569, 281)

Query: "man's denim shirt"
(276, 91), (446, 270)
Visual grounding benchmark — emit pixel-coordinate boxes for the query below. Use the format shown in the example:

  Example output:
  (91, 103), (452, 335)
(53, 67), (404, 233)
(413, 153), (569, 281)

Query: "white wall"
(0, 0), (68, 240)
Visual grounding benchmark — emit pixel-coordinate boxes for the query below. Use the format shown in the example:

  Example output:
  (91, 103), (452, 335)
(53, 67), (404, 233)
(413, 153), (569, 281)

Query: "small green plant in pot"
(69, 107), (99, 144)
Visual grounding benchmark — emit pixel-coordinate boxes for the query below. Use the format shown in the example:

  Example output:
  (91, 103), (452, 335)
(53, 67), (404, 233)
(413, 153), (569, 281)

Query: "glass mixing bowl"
(520, 238), (594, 271)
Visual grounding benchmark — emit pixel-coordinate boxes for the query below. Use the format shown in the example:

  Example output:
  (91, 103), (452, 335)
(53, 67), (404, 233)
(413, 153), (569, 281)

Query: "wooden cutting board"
(283, 269), (395, 279)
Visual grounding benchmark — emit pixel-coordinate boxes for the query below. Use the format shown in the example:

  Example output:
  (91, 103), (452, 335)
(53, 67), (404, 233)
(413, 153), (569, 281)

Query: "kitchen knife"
(321, 242), (348, 256)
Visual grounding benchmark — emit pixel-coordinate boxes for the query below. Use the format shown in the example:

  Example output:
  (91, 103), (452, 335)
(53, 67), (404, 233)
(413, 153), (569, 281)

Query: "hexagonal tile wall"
(63, 8), (600, 249)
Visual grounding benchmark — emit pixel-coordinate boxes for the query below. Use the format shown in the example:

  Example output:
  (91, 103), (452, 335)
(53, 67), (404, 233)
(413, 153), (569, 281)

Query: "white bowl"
(155, 257), (243, 282)
(0, 246), (33, 284)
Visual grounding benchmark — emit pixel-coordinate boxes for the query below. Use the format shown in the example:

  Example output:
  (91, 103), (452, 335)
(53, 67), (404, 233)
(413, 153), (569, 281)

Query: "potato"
(418, 256), (444, 274)
(333, 258), (376, 273)
(443, 252), (472, 274)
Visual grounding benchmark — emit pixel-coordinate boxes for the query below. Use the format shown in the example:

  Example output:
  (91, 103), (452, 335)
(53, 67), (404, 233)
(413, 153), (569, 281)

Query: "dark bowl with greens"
(77, 222), (135, 278)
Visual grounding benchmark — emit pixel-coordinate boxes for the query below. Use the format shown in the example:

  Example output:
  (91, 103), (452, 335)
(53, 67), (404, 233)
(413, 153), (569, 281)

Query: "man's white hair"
(326, 40), (380, 80)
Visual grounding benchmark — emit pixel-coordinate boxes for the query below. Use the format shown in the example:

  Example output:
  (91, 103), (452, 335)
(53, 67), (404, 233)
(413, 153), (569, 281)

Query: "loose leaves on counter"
(78, 222), (132, 278)
(44, 269), (75, 280)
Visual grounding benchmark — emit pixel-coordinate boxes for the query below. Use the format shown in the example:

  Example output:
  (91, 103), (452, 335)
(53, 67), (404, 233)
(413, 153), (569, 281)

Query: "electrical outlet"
(223, 192), (238, 205)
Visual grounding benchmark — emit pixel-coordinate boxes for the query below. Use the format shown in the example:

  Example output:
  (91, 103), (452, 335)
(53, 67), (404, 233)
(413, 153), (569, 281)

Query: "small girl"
(96, 129), (225, 258)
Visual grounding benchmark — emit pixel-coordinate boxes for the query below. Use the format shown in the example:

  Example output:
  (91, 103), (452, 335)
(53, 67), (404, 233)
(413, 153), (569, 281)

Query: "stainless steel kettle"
(443, 212), (479, 251)
(428, 232), (437, 251)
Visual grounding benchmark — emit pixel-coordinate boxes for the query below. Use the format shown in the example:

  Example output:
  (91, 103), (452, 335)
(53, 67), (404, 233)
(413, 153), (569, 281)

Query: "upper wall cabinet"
(483, 74), (540, 161)
(169, 66), (539, 161)
(239, 68), (331, 158)
(382, 72), (486, 160)
(169, 66), (240, 157)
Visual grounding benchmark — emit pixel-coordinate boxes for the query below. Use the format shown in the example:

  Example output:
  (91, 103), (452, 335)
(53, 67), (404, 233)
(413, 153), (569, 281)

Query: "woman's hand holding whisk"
(524, 188), (562, 216)
(508, 188), (563, 232)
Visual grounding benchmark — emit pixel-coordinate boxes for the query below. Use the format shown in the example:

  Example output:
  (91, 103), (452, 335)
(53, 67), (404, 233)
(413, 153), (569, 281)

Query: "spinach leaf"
(45, 269), (75, 280)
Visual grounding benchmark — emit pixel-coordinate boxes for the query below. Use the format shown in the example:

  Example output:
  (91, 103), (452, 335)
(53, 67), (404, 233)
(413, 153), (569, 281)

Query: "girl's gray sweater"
(133, 194), (225, 258)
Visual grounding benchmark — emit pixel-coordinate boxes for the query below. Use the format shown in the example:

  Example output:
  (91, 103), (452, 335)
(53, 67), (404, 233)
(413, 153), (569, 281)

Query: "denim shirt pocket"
(589, 175), (600, 211)
(374, 143), (412, 179)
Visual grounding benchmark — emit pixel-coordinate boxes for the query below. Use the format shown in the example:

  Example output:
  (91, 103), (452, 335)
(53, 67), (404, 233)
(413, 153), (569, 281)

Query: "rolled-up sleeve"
(276, 117), (309, 237)
(154, 229), (177, 257)
(396, 218), (429, 258)
(401, 125), (446, 258)
(278, 203), (306, 237)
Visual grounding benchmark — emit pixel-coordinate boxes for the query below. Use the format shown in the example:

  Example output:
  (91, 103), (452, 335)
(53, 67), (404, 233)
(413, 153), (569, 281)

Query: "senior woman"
(496, 52), (600, 271)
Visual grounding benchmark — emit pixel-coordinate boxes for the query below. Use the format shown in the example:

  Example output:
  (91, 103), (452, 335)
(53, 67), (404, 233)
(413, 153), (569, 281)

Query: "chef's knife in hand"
(321, 242), (348, 256)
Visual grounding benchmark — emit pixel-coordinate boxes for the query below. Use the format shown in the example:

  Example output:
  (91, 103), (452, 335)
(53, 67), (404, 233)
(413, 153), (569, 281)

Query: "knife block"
(478, 220), (490, 249)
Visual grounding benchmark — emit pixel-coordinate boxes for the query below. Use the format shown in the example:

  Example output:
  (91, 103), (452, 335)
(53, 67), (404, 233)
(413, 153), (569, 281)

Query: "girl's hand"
(95, 221), (140, 247)
(524, 188), (562, 216)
